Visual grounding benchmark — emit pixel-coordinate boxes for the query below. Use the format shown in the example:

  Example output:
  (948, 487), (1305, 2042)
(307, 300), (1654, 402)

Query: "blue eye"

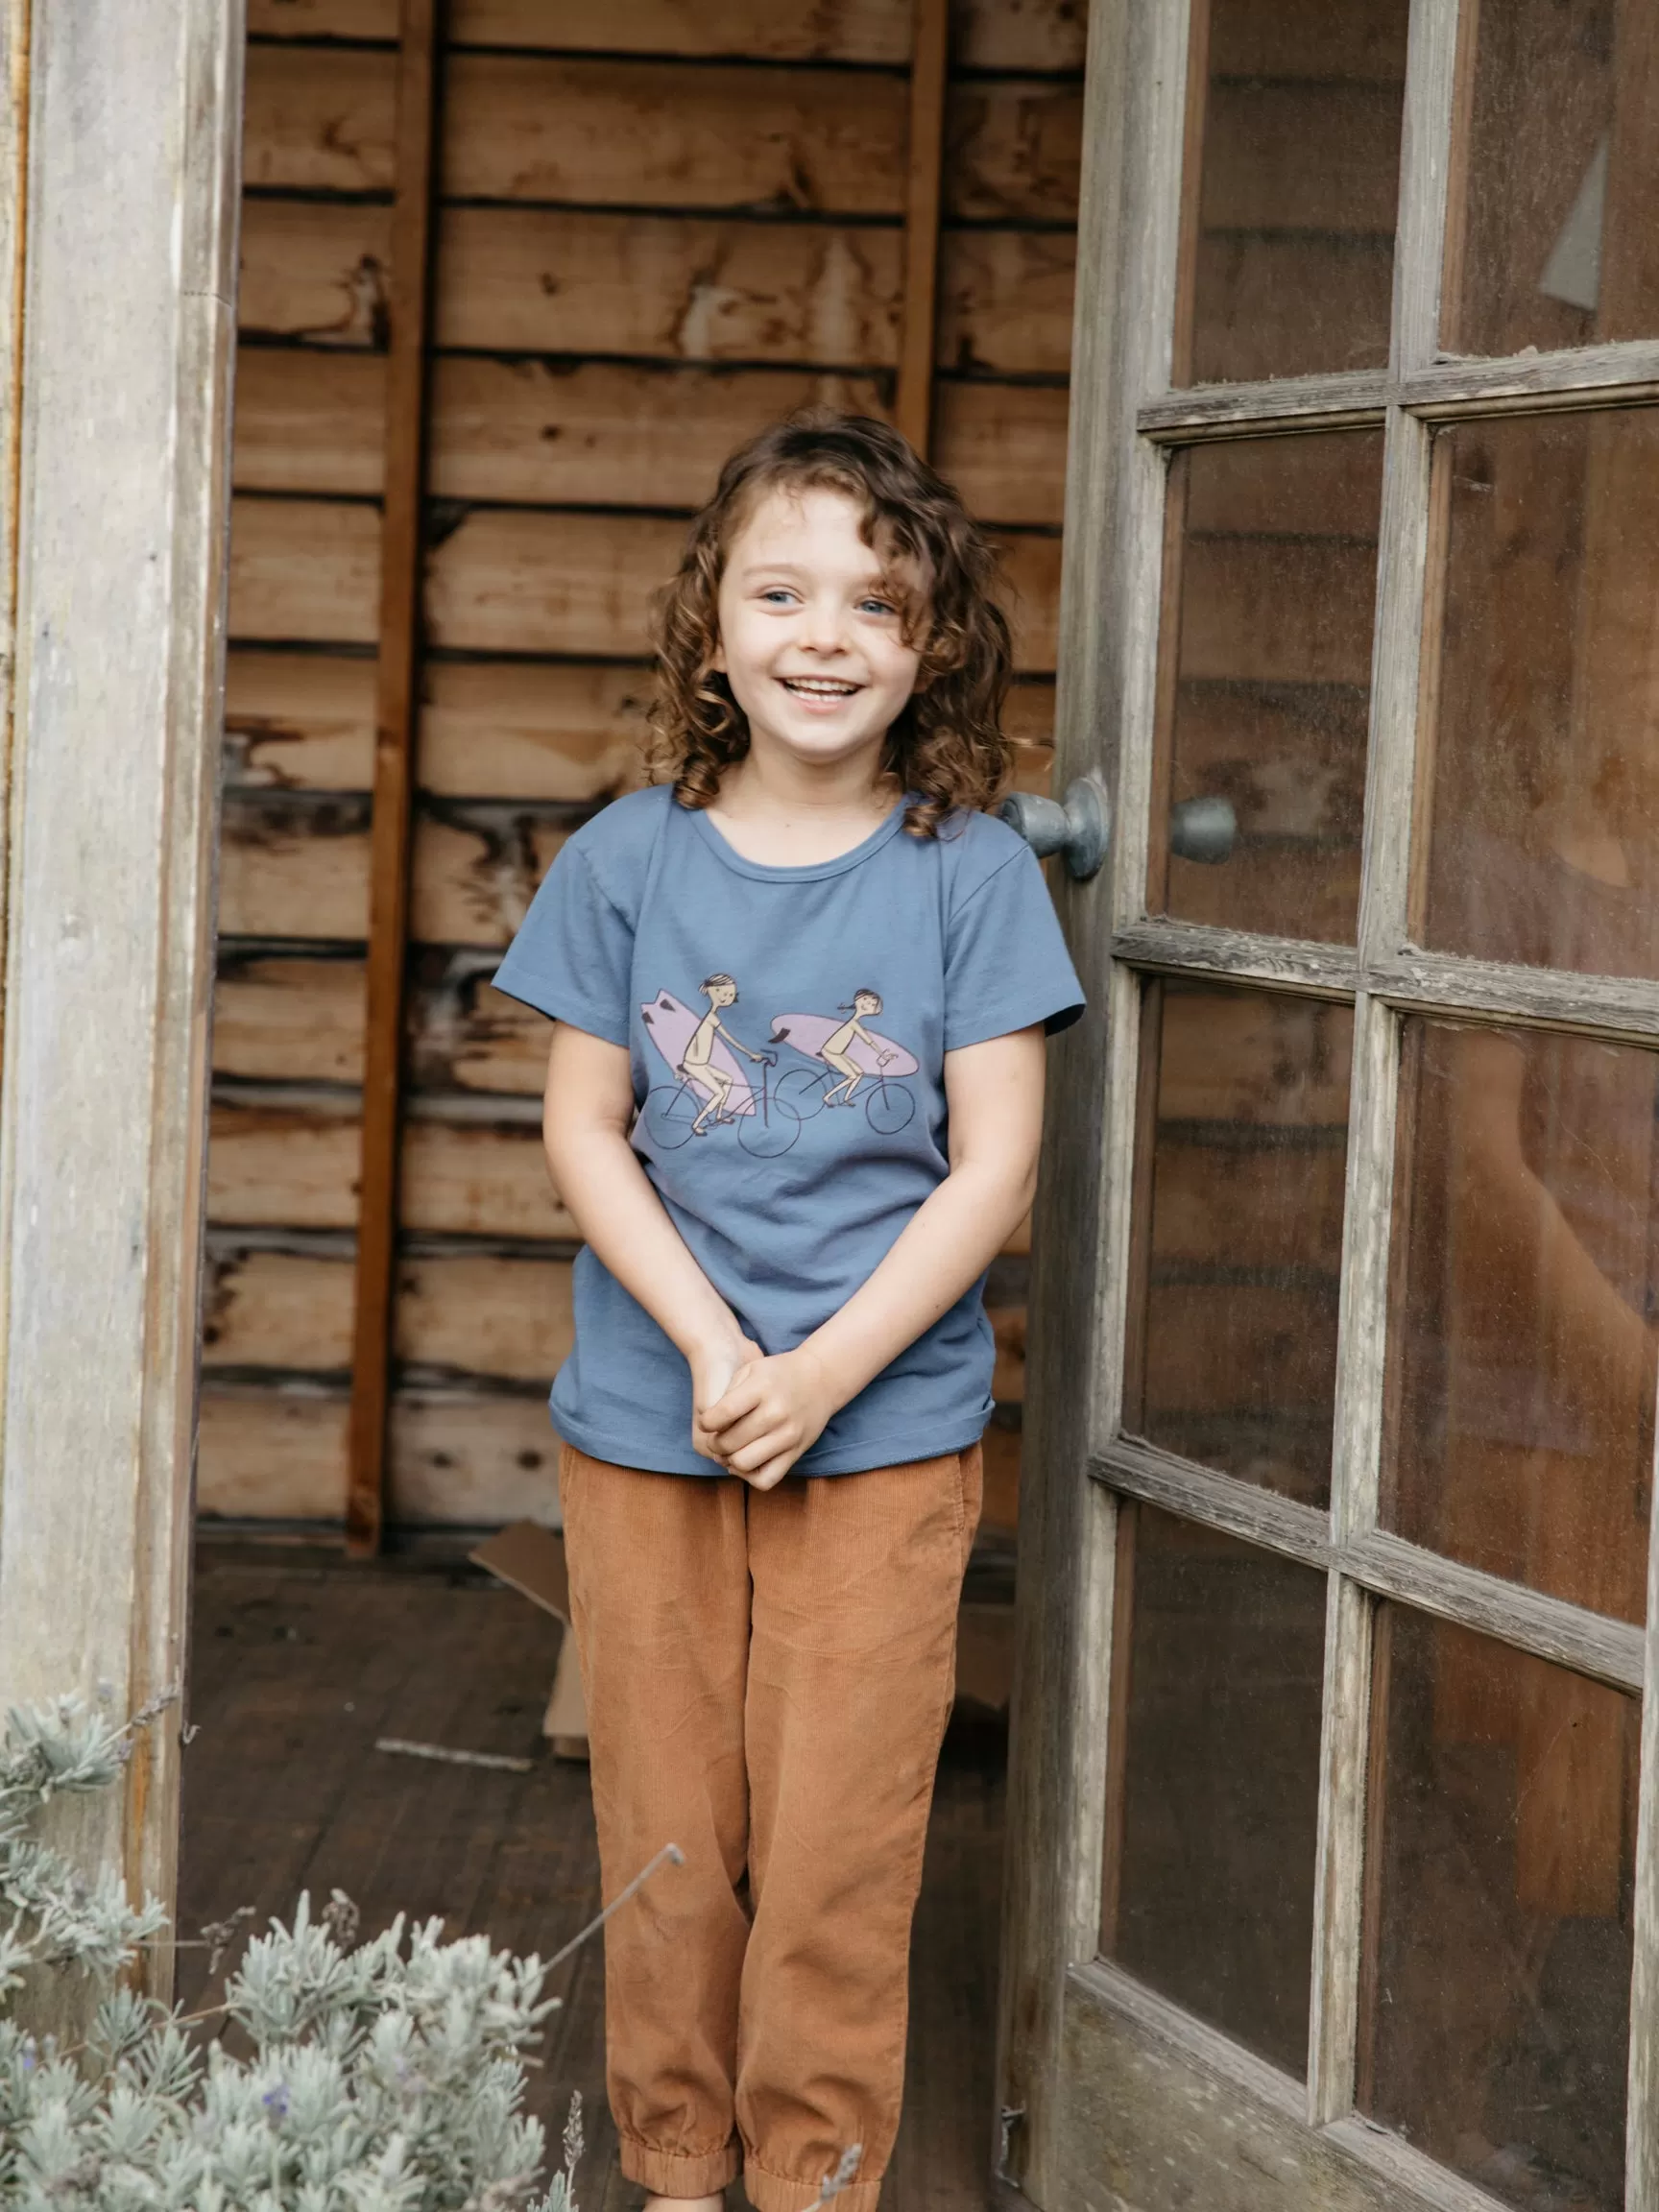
(759, 588), (796, 606)
(859, 597), (897, 615)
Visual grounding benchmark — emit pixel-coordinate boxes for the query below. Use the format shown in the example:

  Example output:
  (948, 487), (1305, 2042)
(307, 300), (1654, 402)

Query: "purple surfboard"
(770, 1012), (920, 1078)
(639, 990), (757, 1114)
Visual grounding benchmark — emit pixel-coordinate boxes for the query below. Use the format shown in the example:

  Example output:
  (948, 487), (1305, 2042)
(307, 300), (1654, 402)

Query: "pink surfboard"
(639, 990), (757, 1114)
(770, 1012), (920, 1078)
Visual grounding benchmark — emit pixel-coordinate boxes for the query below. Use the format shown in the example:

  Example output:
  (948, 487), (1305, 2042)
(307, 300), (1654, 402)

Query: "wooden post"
(347, 0), (443, 1554)
(895, 0), (949, 458)
(0, 0), (243, 2014)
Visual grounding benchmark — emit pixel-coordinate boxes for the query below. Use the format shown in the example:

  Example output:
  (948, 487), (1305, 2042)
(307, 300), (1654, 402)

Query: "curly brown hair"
(646, 411), (1013, 838)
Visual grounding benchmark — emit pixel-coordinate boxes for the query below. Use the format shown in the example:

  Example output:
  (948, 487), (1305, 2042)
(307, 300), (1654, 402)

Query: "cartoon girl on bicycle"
(680, 973), (774, 1136)
(820, 989), (894, 1108)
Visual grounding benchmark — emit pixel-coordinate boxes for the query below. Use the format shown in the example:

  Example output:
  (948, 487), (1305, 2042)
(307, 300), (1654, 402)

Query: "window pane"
(1151, 432), (1382, 945)
(1418, 409), (1659, 980)
(1445, 0), (1659, 358)
(1103, 1503), (1327, 2078)
(1361, 1605), (1636, 2212)
(1125, 980), (1352, 1506)
(1178, 0), (1409, 385)
(1384, 1018), (1656, 1624)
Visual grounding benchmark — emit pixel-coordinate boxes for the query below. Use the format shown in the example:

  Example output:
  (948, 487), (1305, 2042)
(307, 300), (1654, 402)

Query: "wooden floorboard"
(179, 1543), (1007, 2210)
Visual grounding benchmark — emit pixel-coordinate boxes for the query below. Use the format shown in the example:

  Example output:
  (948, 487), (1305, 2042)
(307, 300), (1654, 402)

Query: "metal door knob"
(1169, 794), (1236, 864)
(999, 776), (1110, 879)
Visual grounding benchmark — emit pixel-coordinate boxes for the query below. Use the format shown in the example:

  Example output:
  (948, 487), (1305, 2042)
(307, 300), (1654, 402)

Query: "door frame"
(0, 0), (244, 2020)
(997, 0), (1659, 2203)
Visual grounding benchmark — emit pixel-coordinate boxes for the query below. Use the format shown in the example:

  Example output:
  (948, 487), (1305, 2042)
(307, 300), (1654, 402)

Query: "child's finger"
(700, 1370), (763, 1431)
(712, 1402), (786, 1455)
(742, 1448), (798, 1492)
(729, 1425), (793, 1475)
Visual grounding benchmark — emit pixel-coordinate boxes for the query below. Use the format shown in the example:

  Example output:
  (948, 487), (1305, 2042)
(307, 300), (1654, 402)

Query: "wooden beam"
(348, 0), (443, 1554)
(0, 0), (243, 2029)
(894, 0), (948, 456)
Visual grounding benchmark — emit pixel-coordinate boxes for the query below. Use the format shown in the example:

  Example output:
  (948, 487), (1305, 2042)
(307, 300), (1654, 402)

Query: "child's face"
(713, 486), (924, 781)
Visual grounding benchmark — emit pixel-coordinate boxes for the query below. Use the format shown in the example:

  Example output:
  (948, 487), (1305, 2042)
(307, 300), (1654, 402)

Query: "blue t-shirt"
(493, 783), (1085, 1476)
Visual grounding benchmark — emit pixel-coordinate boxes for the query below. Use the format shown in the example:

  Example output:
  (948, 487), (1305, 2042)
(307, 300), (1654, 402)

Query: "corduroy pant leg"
(558, 1443), (754, 2200)
(734, 1445), (982, 2212)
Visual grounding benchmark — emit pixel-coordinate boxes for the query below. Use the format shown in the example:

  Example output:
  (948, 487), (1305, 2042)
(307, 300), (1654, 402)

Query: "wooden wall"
(202, 0), (1085, 1533)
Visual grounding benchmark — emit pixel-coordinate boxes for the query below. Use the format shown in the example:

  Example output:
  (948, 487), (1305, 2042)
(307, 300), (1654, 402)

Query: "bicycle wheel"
(738, 1093), (801, 1159)
(775, 1066), (830, 1120)
(865, 1079), (915, 1135)
(644, 1084), (700, 1148)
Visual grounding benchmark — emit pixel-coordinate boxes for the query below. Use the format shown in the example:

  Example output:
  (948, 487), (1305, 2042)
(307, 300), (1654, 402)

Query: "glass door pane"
(1101, 1502), (1328, 2077)
(1360, 1603), (1638, 2210)
(1415, 407), (1659, 978)
(1176, 0), (1410, 384)
(1445, 0), (1659, 357)
(1382, 1015), (1658, 1623)
(1125, 977), (1353, 1503)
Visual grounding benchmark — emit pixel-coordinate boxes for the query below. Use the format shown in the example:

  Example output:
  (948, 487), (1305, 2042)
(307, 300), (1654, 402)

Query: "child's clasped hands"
(690, 1332), (838, 1489)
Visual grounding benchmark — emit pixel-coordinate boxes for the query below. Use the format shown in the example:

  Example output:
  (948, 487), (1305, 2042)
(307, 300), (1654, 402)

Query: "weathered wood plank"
(219, 794), (576, 946)
(239, 198), (392, 347)
(429, 358), (887, 509)
(197, 1382), (565, 1525)
(244, 41), (396, 192)
(245, 201), (1070, 376)
(434, 205), (902, 364)
(214, 951), (367, 1082)
(207, 1094), (577, 1238)
(444, 55), (909, 215)
(234, 349), (1070, 525)
(249, 0), (1090, 70)
(0, 0), (242, 2008)
(936, 227), (1076, 375)
(202, 1242), (574, 1381)
(228, 493), (382, 643)
(425, 504), (1061, 668)
(949, 75), (1082, 225)
(232, 347), (386, 494)
(225, 650), (649, 799)
(419, 661), (649, 803)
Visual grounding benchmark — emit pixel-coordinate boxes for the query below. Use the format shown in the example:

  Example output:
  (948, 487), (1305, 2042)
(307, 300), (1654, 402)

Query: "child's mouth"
(781, 677), (861, 705)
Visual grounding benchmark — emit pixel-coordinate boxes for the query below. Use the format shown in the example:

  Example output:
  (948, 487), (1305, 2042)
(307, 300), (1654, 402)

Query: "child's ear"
(710, 638), (727, 674)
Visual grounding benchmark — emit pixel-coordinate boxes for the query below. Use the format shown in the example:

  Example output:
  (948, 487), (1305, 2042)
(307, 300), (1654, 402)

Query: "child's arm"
(700, 1024), (1046, 1488)
(542, 1022), (759, 1455)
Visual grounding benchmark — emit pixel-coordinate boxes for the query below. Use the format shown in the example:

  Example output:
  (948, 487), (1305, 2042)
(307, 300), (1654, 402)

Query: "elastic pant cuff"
(618, 2134), (741, 2198)
(744, 2158), (884, 2212)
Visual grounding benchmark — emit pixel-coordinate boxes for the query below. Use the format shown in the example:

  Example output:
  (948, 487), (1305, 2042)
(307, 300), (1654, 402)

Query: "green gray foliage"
(0, 1696), (583, 2211)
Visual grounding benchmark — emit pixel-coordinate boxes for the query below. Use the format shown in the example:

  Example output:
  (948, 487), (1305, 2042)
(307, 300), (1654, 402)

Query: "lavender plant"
(0, 1695), (584, 2210)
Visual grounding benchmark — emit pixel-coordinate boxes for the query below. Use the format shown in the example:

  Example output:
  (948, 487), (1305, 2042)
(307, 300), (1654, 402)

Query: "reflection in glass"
(1362, 1605), (1636, 2211)
(1103, 1503), (1326, 2079)
(1126, 980), (1352, 1506)
(1446, 0), (1659, 358)
(1152, 433), (1382, 944)
(1178, 0), (1408, 384)
(1383, 1018), (1656, 1623)
(1419, 409), (1659, 980)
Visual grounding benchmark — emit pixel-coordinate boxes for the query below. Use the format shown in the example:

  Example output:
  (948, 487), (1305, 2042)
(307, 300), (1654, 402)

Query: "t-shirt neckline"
(687, 793), (913, 883)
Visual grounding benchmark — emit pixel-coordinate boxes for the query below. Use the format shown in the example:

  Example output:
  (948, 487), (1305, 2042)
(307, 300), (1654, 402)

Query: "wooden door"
(998, 2), (1659, 2206)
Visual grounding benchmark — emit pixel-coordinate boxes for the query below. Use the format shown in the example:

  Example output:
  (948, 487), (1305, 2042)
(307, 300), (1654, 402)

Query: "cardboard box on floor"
(471, 1521), (1019, 1762)
(469, 1521), (589, 1760)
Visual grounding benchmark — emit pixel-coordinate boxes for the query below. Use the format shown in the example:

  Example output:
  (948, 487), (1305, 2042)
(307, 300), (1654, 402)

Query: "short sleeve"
(945, 846), (1085, 1050)
(492, 842), (634, 1046)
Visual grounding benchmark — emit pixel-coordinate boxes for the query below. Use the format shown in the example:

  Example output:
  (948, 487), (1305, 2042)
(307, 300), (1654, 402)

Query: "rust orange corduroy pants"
(558, 1438), (982, 2212)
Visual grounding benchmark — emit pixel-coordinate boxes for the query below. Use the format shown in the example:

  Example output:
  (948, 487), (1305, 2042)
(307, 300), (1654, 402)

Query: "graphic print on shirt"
(640, 980), (918, 1154)
(639, 976), (778, 1142)
(770, 989), (919, 1136)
